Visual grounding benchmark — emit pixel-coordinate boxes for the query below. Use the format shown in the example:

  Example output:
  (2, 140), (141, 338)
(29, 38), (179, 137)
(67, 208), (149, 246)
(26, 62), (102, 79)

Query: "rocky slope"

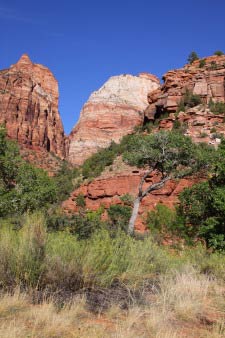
(62, 157), (201, 231)
(63, 55), (225, 230)
(145, 54), (225, 119)
(68, 73), (160, 165)
(0, 54), (66, 159)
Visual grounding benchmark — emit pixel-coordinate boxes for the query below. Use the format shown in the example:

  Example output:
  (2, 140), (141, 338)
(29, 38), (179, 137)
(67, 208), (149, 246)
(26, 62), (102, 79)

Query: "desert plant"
(199, 59), (206, 68)
(75, 193), (86, 208)
(210, 61), (218, 70)
(199, 132), (208, 138)
(209, 99), (225, 115)
(120, 193), (134, 206)
(187, 51), (199, 64)
(214, 50), (224, 56)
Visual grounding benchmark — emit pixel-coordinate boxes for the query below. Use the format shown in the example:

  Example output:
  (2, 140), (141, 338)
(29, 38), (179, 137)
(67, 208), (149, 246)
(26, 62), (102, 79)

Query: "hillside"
(0, 53), (225, 338)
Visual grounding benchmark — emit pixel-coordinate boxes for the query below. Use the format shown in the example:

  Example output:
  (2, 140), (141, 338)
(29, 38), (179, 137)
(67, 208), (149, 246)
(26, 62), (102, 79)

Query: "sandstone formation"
(145, 55), (225, 120)
(62, 163), (201, 231)
(68, 73), (160, 165)
(0, 54), (66, 158)
(64, 55), (225, 230)
(155, 106), (225, 146)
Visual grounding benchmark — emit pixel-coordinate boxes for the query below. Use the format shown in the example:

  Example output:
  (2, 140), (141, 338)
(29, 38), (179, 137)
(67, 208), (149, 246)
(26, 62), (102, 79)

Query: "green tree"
(0, 126), (57, 216)
(123, 131), (207, 234)
(178, 140), (225, 250)
(187, 51), (199, 64)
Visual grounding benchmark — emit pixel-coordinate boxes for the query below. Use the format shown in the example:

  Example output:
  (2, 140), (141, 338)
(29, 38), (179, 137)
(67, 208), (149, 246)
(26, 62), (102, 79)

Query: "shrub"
(120, 193), (134, 206)
(199, 132), (208, 138)
(210, 127), (217, 133)
(82, 142), (119, 179)
(47, 209), (104, 240)
(209, 99), (225, 115)
(54, 162), (80, 202)
(176, 100), (185, 113)
(147, 204), (177, 240)
(199, 59), (206, 68)
(187, 51), (199, 64)
(177, 90), (202, 112)
(210, 61), (218, 70)
(108, 204), (132, 232)
(214, 50), (224, 56)
(75, 193), (86, 208)
(0, 126), (58, 216)
(178, 178), (225, 251)
(183, 90), (202, 108)
(173, 119), (182, 130)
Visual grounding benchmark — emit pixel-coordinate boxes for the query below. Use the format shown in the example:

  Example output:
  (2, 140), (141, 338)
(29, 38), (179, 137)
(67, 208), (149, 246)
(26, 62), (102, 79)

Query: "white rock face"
(68, 73), (160, 166)
(89, 74), (159, 108)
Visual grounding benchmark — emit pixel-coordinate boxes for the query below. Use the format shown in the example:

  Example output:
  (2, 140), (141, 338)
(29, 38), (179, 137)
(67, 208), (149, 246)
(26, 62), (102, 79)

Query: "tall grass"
(0, 212), (224, 293)
(0, 212), (224, 337)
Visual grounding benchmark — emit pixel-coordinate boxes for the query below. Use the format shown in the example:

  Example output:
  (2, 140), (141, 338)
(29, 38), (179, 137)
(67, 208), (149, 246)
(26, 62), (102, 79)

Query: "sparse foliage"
(214, 50), (224, 56)
(187, 51), (199, 64)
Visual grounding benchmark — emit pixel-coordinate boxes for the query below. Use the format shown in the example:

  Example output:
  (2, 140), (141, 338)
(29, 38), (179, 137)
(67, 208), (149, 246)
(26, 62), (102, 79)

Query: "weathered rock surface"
(0, 54), (66, 158)
(64, 56), (225, 230)
(145, 55), (225, 119)
(68, 73), (160, 165)
(154, 106), (225, 147)
(62, 164), (201, 231)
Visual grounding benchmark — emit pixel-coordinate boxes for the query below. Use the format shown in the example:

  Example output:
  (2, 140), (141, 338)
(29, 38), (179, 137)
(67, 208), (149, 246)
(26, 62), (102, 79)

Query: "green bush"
(75, 193), (86, 208)
(187, 51), (199, 64)
(46, 209), (104, 240)
(178, 148), (225, 251)
(54, 162), (80, 202)
(120, 193), (134, 206)
(199, 59), (206, 68)
(177, 90), (202, 112)
(82, 142), (119, 179)
(0, 126), (58, 216)
(183, 90), (202, 108)
(147, 204), (177, 235)
(214, 50), (224, 56)
(209, 99), (225, 115)
(210, 61), (218, 70)
(199, 132), (208, 138)
(108, 204), (132, 232)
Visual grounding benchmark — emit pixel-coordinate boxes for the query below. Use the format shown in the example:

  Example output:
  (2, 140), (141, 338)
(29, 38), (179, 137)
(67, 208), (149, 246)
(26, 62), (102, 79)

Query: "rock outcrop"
(62, 162), (201, 231)
(68, 73), (160, 165)
(64, 56), (225, 230)
(145, 55), (225, 120)
(0, 54), (66, 158)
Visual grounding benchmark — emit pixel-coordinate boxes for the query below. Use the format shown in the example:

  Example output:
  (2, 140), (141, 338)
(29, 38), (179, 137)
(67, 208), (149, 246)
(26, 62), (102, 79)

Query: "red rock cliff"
(145, 55), (225, 119)
(0, 54), (66, 158)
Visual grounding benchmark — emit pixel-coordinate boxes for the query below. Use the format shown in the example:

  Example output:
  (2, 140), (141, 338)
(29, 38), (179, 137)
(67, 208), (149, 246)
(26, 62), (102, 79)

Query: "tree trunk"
(127, 196), (141, 235)
(127, 174), (171, 235)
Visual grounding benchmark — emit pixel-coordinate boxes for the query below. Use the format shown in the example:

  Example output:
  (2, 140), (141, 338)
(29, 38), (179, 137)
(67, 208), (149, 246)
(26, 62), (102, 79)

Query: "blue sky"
(1, 0), (225, 134)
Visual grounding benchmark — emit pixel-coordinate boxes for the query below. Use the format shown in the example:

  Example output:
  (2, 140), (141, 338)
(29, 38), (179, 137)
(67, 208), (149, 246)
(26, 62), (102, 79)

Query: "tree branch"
(138, 169), (154, 197)
(141, 175), (171, 199)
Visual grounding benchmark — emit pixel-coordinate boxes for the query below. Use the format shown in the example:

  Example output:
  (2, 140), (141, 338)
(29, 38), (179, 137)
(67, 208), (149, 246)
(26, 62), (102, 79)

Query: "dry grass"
(0, 268), (224, 338)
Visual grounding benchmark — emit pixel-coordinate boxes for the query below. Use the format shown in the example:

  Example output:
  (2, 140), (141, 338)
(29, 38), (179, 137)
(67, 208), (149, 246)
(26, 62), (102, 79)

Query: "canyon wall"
(145, 55), (225, 119)
(0, 54), (66, 158)
(68, 73), (160, 165)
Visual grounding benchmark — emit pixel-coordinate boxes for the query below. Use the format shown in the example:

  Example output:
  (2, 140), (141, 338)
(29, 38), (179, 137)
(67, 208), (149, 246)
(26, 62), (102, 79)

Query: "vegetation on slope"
(1, 122), (225, 336)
